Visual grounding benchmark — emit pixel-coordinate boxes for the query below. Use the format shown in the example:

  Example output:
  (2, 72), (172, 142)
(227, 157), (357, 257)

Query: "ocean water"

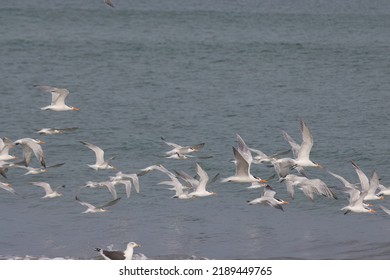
(1, 0), (390, 260)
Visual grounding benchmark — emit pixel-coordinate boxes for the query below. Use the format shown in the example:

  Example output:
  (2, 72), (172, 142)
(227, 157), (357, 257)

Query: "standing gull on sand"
(95, 242), (141, 260)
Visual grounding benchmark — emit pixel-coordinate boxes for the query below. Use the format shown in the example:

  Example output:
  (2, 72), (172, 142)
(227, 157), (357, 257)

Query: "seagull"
(80, 141), (115, 170)
(341, 191), (376, 215)
(245, 174), (276, 189)
(173, 169), (202, 190)
(13, 162), (65, 175)
(104, 0), (114, 8)
(247, 185), (289, 211)
(35, 85), (79, 112)
(377, 184), (390, 197)
(161, 152), (213, 160)
(158, 173), (192, 199)
(0, 137), (16, 161)
(95, 242), (141, 260)
(75, 196), (121, 213)
(175, 167), (219, 189)
(0, 181), (17, 195)
(222, 134), (268, 183)
(137, 164), (174, 177)
(328, 170), (372, 207)
(280, 174), (307, 199)
(80, 181), (118, 199)
(188, 163), (216, 197)
(291, 119), (322, 168)
(281, 130), (301, 159)
(249, 147), (291, 165)
(110, 172), (140, 197)
(221, 141), (268, 183)
(13, 138), (46, 168)
(281, 174), (337, 201)
(35, 127), (78, 135)
(351, 161), (383, 201)
(30, 182), (65, 198)
(161, 137), (205, 156)
(298, 178), (337, 201)
(277, 120), (322, 172)
(271, 157), (296, 179)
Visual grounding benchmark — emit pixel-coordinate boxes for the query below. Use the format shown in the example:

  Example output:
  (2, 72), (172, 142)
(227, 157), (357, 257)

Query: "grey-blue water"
(1, 0), (390, 260)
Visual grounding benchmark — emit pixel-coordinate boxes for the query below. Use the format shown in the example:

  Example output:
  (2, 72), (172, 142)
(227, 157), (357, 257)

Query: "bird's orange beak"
(369, 209), (376, 213)
(72, 107), (80, 111)
(259, 179), (268, 183)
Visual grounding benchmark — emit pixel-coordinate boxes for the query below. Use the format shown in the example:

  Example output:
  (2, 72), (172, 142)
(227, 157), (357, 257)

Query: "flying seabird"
(109, 172), (140, 198)
(351, 161), (383, 201)
(35, 85), (79, 112)
(95, 242), (141, 260)
(290, 119), (322, 168)
(281, 174), (337, 201)
(30, 182), (65, 198)
(161, 137), (205, 157)
(249, 147), (291, 165)
(188, 163), (216, 197)
(158, 173), (193, 199)
(328, 170), (372, 208)
(80, 141), (115, 170)
(13, 162), (65, 175)
(0, 181), (17, 195)
(222, 134), (269, 184)
(161, 152), (212, 160)
(75, 196), (121, 213)
(222, 137), (268, 184)
(247, 185), (289, 211)
(35, 127), (79, 135)
(377, 184), (390, 197)
(137, 164), (174, 177)
(80, 181), (118, 199)
(341, 191), (376, 215)
(13, 138), (46, 168)
(276, 120), (322, 174)
(0, 137), (16, 161)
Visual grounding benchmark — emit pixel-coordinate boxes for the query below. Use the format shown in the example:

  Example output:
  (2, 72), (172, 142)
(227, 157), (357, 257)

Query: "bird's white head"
(127, 242), (141, 248)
